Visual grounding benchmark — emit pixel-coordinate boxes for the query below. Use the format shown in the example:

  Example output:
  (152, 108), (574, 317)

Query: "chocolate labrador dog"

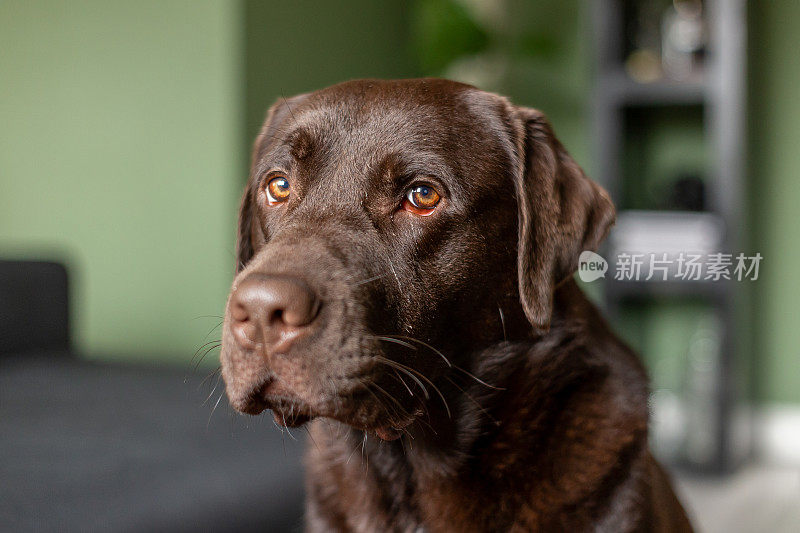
(220, 79), (693, 532)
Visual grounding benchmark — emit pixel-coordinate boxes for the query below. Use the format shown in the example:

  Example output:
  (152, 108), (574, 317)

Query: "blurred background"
(1, 1), (798, 531)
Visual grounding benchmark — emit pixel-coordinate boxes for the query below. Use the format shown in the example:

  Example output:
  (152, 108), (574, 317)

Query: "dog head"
(220, 79), (614, 440)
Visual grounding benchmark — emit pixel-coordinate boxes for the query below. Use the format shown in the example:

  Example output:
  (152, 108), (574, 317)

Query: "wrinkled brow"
(374, 150), (465, 199)
(252, 128), (315, 177)
(287, 129), (314, 160)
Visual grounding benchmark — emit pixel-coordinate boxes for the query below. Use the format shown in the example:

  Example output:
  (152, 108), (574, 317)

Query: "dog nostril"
(229, 275), (320, 351)
(269, 308), (284, 325)
(281, 296), (320, 328)
(231, 301), (249, 324)
(232, 320), (258, 347)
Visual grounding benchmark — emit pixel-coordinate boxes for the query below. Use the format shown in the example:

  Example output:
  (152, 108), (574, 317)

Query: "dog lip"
(372, 411), (420, 441)
(272, 410), (313, 428)
(374, 426), (404, 441)
(235, 392), (269, 416)
(235, 376), (422, 437)
(235, 377), (293, 416)
(250, 379), (316, 425)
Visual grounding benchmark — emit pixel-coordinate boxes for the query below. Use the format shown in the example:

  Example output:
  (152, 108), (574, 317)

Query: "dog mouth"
(237, 376), (420, 441)
(270, 402), (314, 428)
(239, 378), (313, 426)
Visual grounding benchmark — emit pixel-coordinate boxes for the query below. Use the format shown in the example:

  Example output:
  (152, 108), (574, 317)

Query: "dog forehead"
(300, 82), (466, 145)
(292, 79), (509, 173)
(313, 77), (477, 112)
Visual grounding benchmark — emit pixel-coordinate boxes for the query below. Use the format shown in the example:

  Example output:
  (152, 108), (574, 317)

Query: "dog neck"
(307, 280), (650, 530)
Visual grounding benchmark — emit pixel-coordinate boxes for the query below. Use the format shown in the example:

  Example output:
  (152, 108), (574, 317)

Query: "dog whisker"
(369, 381), (413, 424)
(304, 426), (321, 452)
(373, 356), (430, 400)
(281, 410), (298, 441)
(353, 273), (386, 287)
(272, 417), (287, 457)
(368, 335), (417, 351)
(272, 416), (286, 444)
(498, 306), (507, 342)
(192, 343), (222, 371)
(386, 335), (505, 391)
(190, 339), (222, 370)
(444, 375), (500, 426)
(386, 257), (402, 290)
(372, 355), (450, 419)
(361, 431), (367, 462)
(345, 433), (363, 464)
(360, 380), (402, 425)
(383, 335), (451, 367)
(451, 366), (505, 391)
(207, 391), (224, 430)
(390, 368), (414, 396)
(197, 366), (221, 390)
(202, 373), (223, 406)
(280, 93), (299, 127)
(328, 377), (345, 417)
(191, 338), (222, 361)
(200, 320), (224, 343)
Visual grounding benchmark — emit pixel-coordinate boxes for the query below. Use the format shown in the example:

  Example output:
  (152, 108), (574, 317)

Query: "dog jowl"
(219, 79), (693, 532)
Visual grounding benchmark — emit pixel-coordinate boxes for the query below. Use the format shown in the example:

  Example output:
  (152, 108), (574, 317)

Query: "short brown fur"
(221, 79), (693, 532)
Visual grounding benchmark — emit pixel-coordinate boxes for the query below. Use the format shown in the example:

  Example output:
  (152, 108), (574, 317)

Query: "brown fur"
(220, 78), (693, 532)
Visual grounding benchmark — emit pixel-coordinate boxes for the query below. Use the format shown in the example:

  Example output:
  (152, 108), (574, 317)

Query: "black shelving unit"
(591, 0), (750, 473)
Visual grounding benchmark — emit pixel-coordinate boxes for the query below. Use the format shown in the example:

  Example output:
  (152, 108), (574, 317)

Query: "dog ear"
(235, 187), (258, 274)
(235, 97), (304, 273)
(512, 107), (615, 331)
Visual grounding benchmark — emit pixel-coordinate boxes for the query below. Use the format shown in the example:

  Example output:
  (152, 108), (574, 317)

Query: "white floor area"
(675, 464), (800, 532)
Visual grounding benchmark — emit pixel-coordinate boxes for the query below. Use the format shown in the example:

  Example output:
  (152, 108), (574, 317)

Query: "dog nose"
(229, 275), (320, 352)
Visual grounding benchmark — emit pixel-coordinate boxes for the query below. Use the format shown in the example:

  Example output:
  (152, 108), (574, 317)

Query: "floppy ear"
(235, 95), (309, 274)
(512, 107), (615, 331)
(235, 98), (305, 274)
(235, 188), (258, 274)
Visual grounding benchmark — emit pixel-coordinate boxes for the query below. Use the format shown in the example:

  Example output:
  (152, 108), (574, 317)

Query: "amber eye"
(265, 175), (290, 205)
(403, 184), (441, 215)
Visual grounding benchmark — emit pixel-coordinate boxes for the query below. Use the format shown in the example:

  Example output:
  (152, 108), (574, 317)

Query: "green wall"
(0, 1), (241, 361)
(244, 0), (416, 144)
(749, 1), (800, 403)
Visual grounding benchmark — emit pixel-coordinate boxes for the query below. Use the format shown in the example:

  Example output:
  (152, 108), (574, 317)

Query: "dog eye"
(265, 175), (291, 205)
(403, 185), (441, 215)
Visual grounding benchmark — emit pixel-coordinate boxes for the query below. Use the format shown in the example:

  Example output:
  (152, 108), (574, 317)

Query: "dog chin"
(267, 403), (415, 442)
(229, 372), (421, 440)
(235, 390), (316, 426)
(277, 405), (419, 443)
(270, 407), (314, 428)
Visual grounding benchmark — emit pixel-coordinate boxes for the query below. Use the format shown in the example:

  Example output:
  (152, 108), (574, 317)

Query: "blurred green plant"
(409, 0), (591, 165)
(410, 0), (561, 79)
(411, 0), (489, 74)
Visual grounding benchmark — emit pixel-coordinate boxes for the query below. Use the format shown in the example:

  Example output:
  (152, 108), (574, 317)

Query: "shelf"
(597, 70), (707, 107)
(592, 0), (749, 474)
(608, 210), (725, 256)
